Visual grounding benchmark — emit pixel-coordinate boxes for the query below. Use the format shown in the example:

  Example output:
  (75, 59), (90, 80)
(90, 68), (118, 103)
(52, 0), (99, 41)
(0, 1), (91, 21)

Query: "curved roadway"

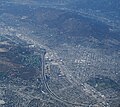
(41, 52), (96, 107)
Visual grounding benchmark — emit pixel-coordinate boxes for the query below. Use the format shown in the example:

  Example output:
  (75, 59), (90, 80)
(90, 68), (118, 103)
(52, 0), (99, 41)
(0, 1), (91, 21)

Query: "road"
(40, 51), (104, 107)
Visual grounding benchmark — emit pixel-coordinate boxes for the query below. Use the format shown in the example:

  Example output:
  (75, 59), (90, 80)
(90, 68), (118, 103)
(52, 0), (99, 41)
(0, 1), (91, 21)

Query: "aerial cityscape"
(0, 0), (120, 107)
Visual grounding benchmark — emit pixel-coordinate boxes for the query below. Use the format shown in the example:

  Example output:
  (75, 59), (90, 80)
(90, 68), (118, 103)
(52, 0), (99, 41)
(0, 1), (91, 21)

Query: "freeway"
(40, 51), (102, 107)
